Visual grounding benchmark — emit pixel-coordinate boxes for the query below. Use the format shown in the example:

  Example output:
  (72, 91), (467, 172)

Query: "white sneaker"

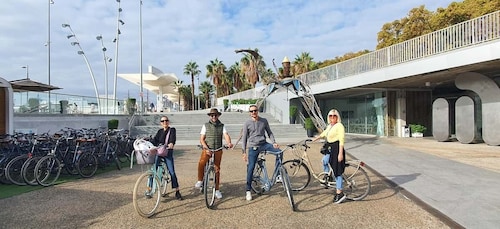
(215, 190), (222, 199)
(194, 181), (203, 188)
(245, 191), (252, 201)
(275, 175), (282, 183)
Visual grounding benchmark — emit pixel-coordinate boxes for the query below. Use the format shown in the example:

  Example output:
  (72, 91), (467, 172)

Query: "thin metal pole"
(48, 0), (53, 113)
(113, 0), (122, 114)
(139, 0), (144, 114)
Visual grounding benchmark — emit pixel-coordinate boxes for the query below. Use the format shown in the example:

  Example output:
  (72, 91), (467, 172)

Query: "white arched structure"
(0, 77), (15, 134)
(119, 65), (180, 111)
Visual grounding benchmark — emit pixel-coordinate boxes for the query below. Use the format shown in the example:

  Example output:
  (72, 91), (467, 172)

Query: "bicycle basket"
(133, 139), (156, 165)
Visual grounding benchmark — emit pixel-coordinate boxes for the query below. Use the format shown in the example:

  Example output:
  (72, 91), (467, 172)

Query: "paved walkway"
(343, 135), (500, 229)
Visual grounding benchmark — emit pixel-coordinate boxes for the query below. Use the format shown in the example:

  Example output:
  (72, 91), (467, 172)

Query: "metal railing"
(13, 91), (126, 115)
(298, 10), (500, 85)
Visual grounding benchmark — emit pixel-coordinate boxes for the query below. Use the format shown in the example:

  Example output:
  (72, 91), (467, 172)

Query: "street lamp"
(21, 65), (29, 79)
(62, 23), (100, 108)
(113, 0), (124, 114)
(97, 34), (112, 114)
(48, 0), (54, 113)
(139, 0), (144, 114)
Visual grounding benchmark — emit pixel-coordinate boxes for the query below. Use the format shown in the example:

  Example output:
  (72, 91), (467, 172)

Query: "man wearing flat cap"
(195, 108), (233, 199)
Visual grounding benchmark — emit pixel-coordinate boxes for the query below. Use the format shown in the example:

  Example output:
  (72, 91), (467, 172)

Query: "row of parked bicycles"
(0, 127), (135, 187)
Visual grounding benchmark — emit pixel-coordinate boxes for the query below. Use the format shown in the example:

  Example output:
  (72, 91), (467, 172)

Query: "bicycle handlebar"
(197, 145), (229, 152)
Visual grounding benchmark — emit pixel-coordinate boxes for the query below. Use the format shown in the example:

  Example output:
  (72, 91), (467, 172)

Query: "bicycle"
(283, 139), (371, 201)
(132, 140), (171, 218)
(250, 144), (296, 211)
(197, 145), (228, 209)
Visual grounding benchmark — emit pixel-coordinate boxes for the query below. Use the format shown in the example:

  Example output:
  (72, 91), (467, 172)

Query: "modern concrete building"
(219, 11), (500, 146)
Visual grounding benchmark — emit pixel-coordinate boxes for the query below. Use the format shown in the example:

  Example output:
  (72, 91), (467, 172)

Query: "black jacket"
(152, 127), (176, 146)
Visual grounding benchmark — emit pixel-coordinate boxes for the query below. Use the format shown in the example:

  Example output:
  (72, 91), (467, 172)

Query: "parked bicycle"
(283, 139), (371, 201)
(197, 145), (228, 209)
(251, 144), (296, 211)
(132, 139), (171, 218)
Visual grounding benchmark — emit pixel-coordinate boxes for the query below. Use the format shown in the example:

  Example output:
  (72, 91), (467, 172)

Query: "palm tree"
(179, 85), (192, 111)
(239, 48), (266, 88)
(292, 52), (317, 76)
(173, 80), (183, 111)
(183, 61), (201, 110)
(228, 62), (246, 92)
(199, 81), (214, 108)
(206, 58), (226, 102)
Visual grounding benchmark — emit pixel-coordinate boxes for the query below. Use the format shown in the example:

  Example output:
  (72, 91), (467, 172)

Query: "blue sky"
(0, 0), (456, 100)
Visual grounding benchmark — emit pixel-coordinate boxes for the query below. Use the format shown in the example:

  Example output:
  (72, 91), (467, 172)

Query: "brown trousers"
(197, 149), (223, 190)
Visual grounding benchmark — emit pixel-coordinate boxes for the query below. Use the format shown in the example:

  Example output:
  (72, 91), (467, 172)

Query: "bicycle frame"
(198, 145), (227, 209)
(255, 151), (283, 191)
(251, 146), (296, 211)
(132, 154), (170, 218)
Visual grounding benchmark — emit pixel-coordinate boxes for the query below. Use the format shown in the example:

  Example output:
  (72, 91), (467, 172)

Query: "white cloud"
(0, 0), (455, 100)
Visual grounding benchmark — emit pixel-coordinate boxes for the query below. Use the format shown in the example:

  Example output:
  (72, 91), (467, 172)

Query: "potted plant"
(289, 105), (298, 124)
(409, 124), (426, 137)
(108, 119), (119, 130)
(304, 117), (315, 137)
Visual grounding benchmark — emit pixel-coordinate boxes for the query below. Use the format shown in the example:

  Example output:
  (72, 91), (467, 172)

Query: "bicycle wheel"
(133, 171), (161, 218)
(282, 159), (311, 191)
(107, 140), (121, 170)
(35, 156), (62, 187)
(77, 153), (98, 178)
(63, 152), (79, 175)
(203, 166), (216, 209)
(160, 164), (169, 197)
(280, 166), (296, 211)
(250, 160), (265, 195)
(22, 156), (43, 186)
(343, 163), (371, 201)
(5, 154), (28, 186)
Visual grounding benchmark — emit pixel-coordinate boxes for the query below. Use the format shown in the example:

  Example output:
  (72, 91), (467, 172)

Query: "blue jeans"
(323, 154), (343, 190)
(322, 154), (330, 172)
(246, 142), (281, 191)
(156, 149), (179, 189)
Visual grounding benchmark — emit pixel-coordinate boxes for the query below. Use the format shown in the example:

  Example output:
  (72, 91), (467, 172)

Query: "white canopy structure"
(119, 65), (180, 111)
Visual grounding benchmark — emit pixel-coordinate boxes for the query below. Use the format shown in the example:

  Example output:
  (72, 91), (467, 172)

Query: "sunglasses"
(249, 110), (258, 113)
(160, 120), (169, 122)
(328, 115), (337, 117)
(209, 114), (218, 117)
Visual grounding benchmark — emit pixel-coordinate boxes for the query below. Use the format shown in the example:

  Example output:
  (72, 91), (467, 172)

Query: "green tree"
(179, 85), (192, 111)
(292, 52), (317, 76)
(199, 81), (214, 108)
(239, 48), (266, 88)
(173, 80), (183, 110)
(183, 61), (201, 111)
(206, 58), (226, 101)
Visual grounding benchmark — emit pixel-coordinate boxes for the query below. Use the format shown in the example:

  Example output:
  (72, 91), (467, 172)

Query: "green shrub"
(290, 105), (298, 117)
(304, 117), (315, 130)
(108, 119), (119, 129)
(409, 124), (426, 133)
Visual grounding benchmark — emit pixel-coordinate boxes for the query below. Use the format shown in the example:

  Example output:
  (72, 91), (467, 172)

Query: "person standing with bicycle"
(241, 105), (281, 201)
(152, 115), (183, 200)
(312, 109), (346, 204)
(196, 108), (234, 199)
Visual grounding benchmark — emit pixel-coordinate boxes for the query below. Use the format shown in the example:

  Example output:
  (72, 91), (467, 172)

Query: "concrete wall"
(13, 114), (132, 134)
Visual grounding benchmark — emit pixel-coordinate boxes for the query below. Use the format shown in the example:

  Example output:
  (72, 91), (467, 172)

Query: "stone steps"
(131, 111), (308, 144)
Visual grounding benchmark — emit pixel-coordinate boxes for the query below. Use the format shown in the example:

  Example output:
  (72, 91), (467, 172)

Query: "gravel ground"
(0, 143), (449, 229)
